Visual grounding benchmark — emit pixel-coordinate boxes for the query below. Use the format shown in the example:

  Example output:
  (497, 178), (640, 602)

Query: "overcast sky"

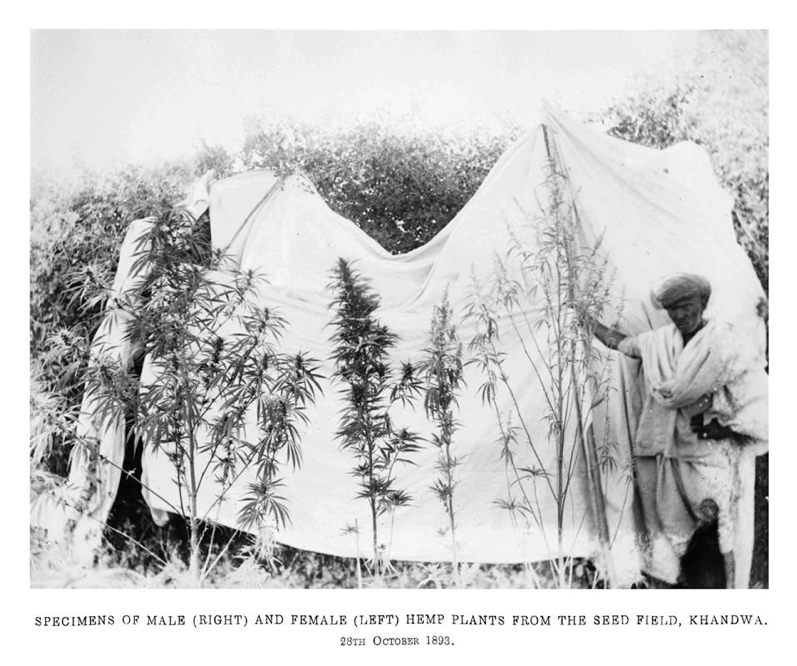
(31, 30), (701, 177)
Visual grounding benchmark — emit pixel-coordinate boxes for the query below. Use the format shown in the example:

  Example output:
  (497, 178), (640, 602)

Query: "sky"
(31, 30), (701, 177)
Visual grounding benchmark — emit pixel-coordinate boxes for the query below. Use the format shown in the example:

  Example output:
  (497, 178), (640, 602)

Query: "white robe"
(619, 320), (768, 587)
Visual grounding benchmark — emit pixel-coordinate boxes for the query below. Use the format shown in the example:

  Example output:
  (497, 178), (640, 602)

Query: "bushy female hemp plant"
(55, 205), (321, 585)
(328, 258), (422, 578)
(418, 292), (464, 574)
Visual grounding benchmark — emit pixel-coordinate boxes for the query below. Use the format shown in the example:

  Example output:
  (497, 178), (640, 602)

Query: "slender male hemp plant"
(464, 137), (623, 587)
(419, 292), (464, 575)
(328, 258), (422, 578)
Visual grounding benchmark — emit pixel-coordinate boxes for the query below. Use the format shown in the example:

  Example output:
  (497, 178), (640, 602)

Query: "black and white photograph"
(29, 27), (769, 591)
(14, 9), (789, 662)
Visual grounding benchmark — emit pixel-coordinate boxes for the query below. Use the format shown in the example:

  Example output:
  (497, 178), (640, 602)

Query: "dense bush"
(30, 165), (197, 475)
(240, 120), (518, 253)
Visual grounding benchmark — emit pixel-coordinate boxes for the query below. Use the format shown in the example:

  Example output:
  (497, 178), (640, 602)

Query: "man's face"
(665, 293), (706, 337)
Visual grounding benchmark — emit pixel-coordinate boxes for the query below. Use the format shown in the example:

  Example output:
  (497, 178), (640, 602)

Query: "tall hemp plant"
(419, 292), (464, 575)
(328, 258), (422, 578)
(47, 205), (321, 585)
(465, 128), (623, 587)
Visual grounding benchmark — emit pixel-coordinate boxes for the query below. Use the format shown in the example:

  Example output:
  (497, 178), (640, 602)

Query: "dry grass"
(30, 527), (604, 590)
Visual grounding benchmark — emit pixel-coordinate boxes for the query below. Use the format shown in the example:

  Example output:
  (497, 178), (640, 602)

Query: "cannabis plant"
(328, 258), (422, 577)
(47, 205), (321, 585)
(418, 292), (464, 573)
(465, 127), (624, 587)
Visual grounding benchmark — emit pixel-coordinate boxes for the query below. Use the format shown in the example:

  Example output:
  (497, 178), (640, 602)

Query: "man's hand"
(570, 298), (592, 326)
(691, 418), (736, 441)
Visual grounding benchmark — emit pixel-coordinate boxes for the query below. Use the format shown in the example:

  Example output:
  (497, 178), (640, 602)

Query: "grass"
(31, 533), (607, 590)
(31, 509), (768, 590)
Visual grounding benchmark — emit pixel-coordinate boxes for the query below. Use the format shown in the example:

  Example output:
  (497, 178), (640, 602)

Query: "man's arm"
(592, 320), (628, 350)
(580, 312), (631, 352)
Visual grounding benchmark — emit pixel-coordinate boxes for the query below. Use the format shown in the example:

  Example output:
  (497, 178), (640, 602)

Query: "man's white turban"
(650, 273), (712, 310)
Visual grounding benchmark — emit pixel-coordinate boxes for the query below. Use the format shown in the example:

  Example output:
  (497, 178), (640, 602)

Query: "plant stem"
(184, 386), (201, 588)
(354, 519), (363, 590)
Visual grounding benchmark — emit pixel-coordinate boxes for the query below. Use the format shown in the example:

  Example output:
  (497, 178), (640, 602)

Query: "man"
(583, 273), (767, 588)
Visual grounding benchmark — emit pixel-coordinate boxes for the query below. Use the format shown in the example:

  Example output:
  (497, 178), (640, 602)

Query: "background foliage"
(596, 31), (768, 291)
